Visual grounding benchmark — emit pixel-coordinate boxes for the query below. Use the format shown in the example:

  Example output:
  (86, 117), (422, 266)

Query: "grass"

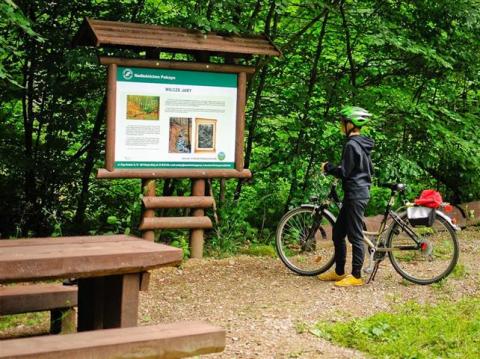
(239, 244), (276, 257)
(0, 312), (48, 332)
(431, 278), (447, 289)
(451, 263), (468, 279)
(310, 297), (480, 358)
(399, 278), (413, 286)
(295, 321), (308, 334)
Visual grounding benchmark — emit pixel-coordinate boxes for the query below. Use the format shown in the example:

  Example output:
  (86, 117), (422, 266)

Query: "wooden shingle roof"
(73, 18), (281, 58)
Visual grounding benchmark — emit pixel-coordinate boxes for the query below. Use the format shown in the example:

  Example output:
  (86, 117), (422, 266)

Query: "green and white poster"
(114, 66), (237, 169)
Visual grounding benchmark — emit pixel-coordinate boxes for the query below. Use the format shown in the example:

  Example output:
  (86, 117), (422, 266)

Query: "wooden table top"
(0, 235), (183, 283)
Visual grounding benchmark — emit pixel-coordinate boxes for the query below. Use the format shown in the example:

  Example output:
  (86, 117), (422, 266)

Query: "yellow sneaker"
(334, 275), (365, 287)
(318, 271), (347, 281)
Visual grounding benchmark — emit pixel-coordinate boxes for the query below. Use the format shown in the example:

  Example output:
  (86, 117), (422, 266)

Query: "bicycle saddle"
(379, 183), (406, 192)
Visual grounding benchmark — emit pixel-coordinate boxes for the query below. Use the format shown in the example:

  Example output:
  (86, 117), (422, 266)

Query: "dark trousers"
(332, 198), (369, 278)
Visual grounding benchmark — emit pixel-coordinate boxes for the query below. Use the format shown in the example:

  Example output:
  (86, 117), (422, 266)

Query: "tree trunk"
(232, 3), (242, 27)
(158, 179), (176, 219)
(219, 179), (226, 203)
(73, 96), (107, 232)
(73, 2), (146, 233)
(131, 0), (145, 22)
(340, 2), (357, 96)
(206, 0), (215, 20)
(20, 3), (38, 235)
(246, 0), (262, 32)
(233, 65), (269, 200)
(233, 0), (276, 200)
(284, 10), (330, 211)
(234, 3), (336, 201)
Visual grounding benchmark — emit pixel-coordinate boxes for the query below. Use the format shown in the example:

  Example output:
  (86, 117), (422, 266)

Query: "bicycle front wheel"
(275, 206), (336, 276)
(387, 212), (459, 285)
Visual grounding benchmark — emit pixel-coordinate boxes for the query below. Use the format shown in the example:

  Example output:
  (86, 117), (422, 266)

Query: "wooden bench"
(0, 235), (183, 332)
(0, 321), (225, 358)
(0, 284), (77, 334)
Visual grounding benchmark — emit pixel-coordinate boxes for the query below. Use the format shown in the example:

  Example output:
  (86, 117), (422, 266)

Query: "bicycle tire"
(275, 206), (336, 276)
(386, 212), (459, 285)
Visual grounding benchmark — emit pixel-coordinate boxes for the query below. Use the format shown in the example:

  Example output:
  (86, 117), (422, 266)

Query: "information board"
(114, 66), (238, 169)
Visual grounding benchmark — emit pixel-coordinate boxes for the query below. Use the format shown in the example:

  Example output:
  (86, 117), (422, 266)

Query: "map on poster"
(114, 66), (237, 169)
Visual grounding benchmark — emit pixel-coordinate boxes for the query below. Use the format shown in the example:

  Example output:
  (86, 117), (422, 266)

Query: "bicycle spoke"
(276, 208), (336, 275)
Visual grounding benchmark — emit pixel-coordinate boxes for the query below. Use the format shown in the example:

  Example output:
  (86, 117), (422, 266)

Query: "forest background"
(1, 0), (479, 254)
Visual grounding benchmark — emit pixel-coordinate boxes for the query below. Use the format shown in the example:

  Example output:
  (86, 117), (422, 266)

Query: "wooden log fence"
(137, 178), (215, 258)
(143, 196), (214, 209)
(140, 216), (213, 230)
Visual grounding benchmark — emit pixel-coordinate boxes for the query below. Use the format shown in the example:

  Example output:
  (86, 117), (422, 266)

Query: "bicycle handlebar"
(379, 183), (406, 192)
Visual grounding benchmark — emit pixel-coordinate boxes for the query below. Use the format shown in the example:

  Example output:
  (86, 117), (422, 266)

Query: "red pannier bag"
(414, 189), (443, 209)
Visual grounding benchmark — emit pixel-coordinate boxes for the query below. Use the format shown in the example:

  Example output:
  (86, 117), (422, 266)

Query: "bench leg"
(77, 277), (105, 331)
(77, 273), (140, 331)
(50, 308), (76, 334)
(103, 273), (140, 328)
(140, 271), (151, 291)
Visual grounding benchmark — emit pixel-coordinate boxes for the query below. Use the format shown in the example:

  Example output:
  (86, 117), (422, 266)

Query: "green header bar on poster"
(114, 161), (235, 169)
(117, 66), (237, 88)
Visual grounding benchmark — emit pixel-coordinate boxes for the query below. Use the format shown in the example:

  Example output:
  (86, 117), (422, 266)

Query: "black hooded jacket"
(325, 135), (374, 200)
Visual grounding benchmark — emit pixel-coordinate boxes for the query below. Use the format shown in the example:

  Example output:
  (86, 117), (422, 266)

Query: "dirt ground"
(138, 228), (480, 358)
(1, 229), (479, 358)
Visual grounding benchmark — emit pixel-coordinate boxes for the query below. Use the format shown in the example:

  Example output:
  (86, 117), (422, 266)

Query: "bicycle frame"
(363, 193), (422, 252)
(308, 181), (420, 250)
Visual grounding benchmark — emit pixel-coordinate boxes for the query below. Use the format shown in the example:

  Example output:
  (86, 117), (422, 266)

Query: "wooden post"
(77, 274), (140, 331)
(142, 179), (156, 241)
(139, 271), (151, 292)
(190, 179), (206, 258)
(103, 274), (140, 328)
(77, 277), (105, 331)
(105, 64), (117, 171)
(235, 72), (247, 171)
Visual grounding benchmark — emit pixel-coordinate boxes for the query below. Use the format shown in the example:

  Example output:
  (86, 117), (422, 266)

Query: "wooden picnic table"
(0, 235), (183, 331)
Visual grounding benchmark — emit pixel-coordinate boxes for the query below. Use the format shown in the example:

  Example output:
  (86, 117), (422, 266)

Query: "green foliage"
(239, 244), (276, 257)
(366, 186), (391, 216)
(0, 0), (43, 85)
(451, 263), (468, 279)
(0, 312), (48, 331)
(206, 198), (260, 256)
(0, 0), (479, 250)
(170, 233), (191, 259)
(311, 297), (480, 358)
(84, 180), (142, 236)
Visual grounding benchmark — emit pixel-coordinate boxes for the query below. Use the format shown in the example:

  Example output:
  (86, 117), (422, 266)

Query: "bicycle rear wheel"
(387, 212), (459, 285)
(275, 207), (336, 276)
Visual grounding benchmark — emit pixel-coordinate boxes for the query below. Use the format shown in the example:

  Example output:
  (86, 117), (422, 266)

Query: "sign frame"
(97, 57), (254, 179)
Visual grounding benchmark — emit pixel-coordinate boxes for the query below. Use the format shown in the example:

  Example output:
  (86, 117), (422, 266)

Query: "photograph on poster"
(169, 117), (192, 153)
(126, 95), (160, 120)
(195, 118), (217, 153)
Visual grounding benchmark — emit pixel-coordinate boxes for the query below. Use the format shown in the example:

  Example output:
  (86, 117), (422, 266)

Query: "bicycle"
(275, 180), (460, 285)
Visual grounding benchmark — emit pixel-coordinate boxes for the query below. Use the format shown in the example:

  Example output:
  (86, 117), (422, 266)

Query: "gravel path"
(1, 229), (479, 358)
(139, 229), (480, 358)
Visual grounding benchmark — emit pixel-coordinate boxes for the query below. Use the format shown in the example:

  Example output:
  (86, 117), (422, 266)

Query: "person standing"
(319, 106), (374, 287)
